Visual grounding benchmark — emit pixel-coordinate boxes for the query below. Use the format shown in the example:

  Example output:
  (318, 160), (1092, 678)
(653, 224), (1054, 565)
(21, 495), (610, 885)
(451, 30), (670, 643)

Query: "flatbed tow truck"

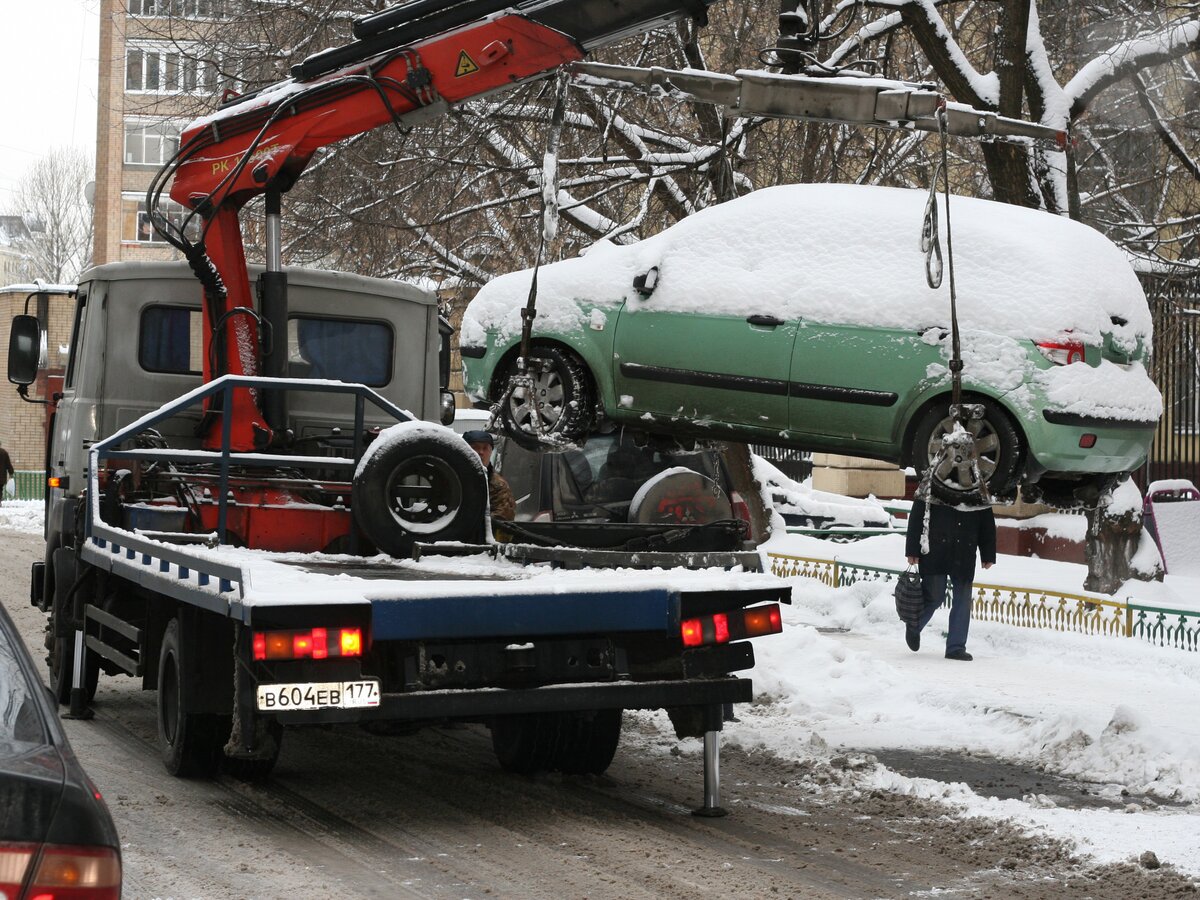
(5, 0), (1062, 812)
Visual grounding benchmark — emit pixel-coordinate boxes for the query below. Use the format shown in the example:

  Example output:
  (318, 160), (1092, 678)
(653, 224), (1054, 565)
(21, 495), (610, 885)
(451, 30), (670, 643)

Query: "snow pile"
(464, 183), (1152, 352)
(0, 501), (43, 535)
(1034, 359), (1162, 422)
(751, 454), (891, 528)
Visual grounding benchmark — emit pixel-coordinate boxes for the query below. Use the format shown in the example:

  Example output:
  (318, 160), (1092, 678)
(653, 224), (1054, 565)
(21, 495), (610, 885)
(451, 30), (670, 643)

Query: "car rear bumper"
(1026, 411), (1156, 475)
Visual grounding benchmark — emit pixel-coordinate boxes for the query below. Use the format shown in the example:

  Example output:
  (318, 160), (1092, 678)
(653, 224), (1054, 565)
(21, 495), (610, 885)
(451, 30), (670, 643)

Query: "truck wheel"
(157, 618), (223, 778)
(353, 424), (488, 558)
(47, 551), (98, 706)
(911, 398), (1021, 505)
(491, 710), (621, 775)
(491, 713), (561, 775)
(48, 632), (99, 706)
(554, 708), (622, 775)
(497, 346), (593, 450)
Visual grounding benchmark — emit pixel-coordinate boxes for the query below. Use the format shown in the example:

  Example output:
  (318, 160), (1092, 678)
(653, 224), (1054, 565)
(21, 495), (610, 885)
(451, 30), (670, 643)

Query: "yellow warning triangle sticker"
(455, 50), (479, 77)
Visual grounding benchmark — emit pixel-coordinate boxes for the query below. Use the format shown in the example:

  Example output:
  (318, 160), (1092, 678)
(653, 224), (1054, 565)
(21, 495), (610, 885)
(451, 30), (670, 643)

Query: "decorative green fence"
(768, 551), (1199, 652)
(9, 471), (45, 501)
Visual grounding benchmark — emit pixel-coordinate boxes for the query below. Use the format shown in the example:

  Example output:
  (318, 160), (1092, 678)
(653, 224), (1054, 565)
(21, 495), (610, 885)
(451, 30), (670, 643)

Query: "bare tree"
(8, 148), (94, 283)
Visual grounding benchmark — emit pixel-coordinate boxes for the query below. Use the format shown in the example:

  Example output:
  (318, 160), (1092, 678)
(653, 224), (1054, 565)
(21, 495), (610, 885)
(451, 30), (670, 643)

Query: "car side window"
(0, 643), (48, 753)
(140, 305), (203, 375)
(287, 316), (392, 386)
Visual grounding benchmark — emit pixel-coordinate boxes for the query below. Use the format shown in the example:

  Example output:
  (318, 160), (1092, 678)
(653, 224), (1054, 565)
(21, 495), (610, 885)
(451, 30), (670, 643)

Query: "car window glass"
(287, 317), (392, 386)
(0, 635), (48, 755)
(140, 305), (203, 374)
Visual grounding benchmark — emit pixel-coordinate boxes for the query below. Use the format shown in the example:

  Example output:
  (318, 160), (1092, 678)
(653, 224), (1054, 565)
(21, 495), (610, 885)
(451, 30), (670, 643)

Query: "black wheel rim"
(506, 365), (565, 436)
(925, 414), (1001, 493)
(384, 454), (463, 531)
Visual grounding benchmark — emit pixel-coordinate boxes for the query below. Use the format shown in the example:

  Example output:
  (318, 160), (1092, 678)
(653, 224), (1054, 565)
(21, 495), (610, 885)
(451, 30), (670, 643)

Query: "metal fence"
(1139, 271), (1200, 488)
(7, 471), (44, 501)
(767, 551), (1200, 652)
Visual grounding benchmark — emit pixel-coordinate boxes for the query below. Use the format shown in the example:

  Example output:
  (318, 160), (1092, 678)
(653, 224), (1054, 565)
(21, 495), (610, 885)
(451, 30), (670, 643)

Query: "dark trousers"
(915, 574), (973, 654)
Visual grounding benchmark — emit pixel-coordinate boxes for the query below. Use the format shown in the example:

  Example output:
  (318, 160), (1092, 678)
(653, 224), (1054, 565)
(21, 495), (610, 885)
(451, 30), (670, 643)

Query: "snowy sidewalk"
(730, 559), (1200, 875)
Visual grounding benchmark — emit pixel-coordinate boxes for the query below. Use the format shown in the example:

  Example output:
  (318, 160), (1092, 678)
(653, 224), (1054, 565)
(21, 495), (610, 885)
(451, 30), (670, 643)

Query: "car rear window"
(0, 638), (48, 756)
(497, 433), (724, 521)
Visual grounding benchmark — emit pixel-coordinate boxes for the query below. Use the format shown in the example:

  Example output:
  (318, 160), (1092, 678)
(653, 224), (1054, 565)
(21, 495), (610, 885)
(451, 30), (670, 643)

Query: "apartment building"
(93, 0), (225, 265)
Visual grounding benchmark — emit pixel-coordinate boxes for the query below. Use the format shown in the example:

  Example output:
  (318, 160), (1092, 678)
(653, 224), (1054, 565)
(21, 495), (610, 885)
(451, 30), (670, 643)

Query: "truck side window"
(287, 316), (392, 386)
(63, 289), (88, 389)
(140, 305), (203, 374)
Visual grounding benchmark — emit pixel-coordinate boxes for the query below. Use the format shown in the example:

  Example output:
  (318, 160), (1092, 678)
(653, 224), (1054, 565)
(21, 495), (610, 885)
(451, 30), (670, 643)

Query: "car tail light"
(0, 843), (121, 900)
(253, 627), (365, 661)
(1079, 434), (1097, 449)
(1035, 339), (1085, 365)
(730, 491), (751, 527)
(680, 604), (783, 647)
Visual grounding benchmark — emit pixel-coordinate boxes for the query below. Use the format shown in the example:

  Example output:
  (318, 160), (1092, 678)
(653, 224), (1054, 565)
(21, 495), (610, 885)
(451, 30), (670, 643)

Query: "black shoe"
(905, 627), (920, 652)
(945, 649), (973, 661)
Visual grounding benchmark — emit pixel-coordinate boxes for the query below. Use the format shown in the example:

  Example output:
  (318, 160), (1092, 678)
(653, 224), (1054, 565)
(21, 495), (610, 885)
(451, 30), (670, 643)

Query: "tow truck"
(5, 0), (1060, 811)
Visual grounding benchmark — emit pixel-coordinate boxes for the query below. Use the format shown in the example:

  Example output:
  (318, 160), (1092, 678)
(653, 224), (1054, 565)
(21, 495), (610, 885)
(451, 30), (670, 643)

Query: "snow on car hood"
(463, 183), (1152, 350)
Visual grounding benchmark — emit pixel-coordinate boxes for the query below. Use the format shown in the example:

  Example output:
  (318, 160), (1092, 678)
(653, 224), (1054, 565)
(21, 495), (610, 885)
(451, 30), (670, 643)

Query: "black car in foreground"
(0, 602), (121, 899)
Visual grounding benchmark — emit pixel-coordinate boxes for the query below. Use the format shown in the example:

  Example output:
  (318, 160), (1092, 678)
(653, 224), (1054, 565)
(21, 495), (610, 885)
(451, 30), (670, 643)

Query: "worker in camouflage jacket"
(463, 431), (516, 523)
(905, 499), (996, 661)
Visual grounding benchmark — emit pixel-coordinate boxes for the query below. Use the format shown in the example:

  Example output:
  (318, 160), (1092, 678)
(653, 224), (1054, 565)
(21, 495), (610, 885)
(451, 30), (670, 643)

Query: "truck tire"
(491, 709), (622, 775)
(353, 424), (488, 558)
(157, 617), (223, 778)
(47, 550), (98, 706)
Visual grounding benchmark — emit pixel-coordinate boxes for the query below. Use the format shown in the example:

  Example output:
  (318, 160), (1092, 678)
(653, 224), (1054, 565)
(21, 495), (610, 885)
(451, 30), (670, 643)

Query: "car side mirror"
(8, 315), (41, 386)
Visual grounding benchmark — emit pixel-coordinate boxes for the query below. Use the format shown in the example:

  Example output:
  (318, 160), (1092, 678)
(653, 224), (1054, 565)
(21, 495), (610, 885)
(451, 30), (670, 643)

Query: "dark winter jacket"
(0, 447), (12, 481)
(905, 499), (997, 581)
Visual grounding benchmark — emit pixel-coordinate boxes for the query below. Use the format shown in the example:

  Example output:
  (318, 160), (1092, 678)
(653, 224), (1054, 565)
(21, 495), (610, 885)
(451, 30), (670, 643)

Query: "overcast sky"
(0, 1), (100, 209)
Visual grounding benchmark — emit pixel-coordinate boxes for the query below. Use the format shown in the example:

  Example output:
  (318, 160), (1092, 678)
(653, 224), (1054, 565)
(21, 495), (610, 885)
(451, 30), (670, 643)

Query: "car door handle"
(746, 315), (785, 327)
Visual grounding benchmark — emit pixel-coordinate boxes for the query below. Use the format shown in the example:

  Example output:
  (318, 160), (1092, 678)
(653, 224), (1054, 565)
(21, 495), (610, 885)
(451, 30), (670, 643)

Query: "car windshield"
(496, 432), (725, 522)
(0, 628), (49, 757)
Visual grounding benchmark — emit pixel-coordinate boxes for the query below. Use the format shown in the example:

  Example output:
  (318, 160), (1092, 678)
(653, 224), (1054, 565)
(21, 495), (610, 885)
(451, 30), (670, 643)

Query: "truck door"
(611, 301), (796, 435)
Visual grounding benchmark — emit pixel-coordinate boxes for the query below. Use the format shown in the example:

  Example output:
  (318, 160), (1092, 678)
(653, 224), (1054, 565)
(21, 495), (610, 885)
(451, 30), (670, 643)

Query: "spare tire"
(628, 468), (732, 525)
(353, 422), (488, 558)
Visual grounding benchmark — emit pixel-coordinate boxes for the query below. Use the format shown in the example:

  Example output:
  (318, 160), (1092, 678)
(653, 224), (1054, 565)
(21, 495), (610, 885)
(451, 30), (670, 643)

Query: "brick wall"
(0, 289), (76, 470)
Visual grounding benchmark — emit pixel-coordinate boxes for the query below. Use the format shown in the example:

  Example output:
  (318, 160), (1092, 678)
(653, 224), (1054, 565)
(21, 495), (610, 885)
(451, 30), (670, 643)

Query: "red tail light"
(730, 491), (751, 526)
(1035, 339), (1085, 365)
(680, 604), (783, 647)
(253, 627), (365, 661)
(1, 843), (121, 900)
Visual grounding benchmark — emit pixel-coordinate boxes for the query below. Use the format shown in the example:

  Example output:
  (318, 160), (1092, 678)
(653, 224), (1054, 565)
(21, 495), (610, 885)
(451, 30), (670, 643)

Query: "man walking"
(904, 498), (996, 661)
(0, 441), (13, 506)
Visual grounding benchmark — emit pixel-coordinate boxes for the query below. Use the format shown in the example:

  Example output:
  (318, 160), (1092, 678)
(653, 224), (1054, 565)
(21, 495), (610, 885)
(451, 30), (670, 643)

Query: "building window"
(126, 44), (220, 94)
(129, 0), (226, 19)
(125, 119), (182, 166)
(121, 193), (199, 244)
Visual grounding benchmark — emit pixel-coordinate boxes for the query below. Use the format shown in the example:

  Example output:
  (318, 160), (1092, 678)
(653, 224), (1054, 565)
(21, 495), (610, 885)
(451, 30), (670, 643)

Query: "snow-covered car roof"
(464, 183), (1151, 349)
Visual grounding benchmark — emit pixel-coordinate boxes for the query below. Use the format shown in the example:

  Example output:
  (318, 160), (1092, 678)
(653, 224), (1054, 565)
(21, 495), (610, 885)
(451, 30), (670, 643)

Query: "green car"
(462, 184), (1162, 505)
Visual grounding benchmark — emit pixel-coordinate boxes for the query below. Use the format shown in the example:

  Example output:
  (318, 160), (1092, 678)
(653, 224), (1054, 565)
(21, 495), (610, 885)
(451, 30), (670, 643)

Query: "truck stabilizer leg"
(64, 628), (94, 720)
(692, 703), (726, 818)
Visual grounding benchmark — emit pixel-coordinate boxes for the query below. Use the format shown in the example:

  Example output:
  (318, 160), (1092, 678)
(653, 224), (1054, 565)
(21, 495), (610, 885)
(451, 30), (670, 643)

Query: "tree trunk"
(1083, 480), (1160, 594)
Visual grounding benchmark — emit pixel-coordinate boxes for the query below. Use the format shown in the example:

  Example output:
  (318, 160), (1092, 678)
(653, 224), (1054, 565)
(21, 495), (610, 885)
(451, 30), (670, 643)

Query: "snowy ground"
(729, 529), (1200, 876)
(6, 498), (1196, 881)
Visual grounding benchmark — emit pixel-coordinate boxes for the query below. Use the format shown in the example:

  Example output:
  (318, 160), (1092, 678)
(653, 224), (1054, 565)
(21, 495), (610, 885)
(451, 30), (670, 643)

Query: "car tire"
(911, 398), (1021, 504)
(353, 426), (488, 558)
(157, 617), (224, 778)
(496, 345), (593, 450)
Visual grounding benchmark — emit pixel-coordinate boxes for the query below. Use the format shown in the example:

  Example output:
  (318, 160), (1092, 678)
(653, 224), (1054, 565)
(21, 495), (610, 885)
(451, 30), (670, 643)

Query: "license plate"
(256, 680), (380, 712)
